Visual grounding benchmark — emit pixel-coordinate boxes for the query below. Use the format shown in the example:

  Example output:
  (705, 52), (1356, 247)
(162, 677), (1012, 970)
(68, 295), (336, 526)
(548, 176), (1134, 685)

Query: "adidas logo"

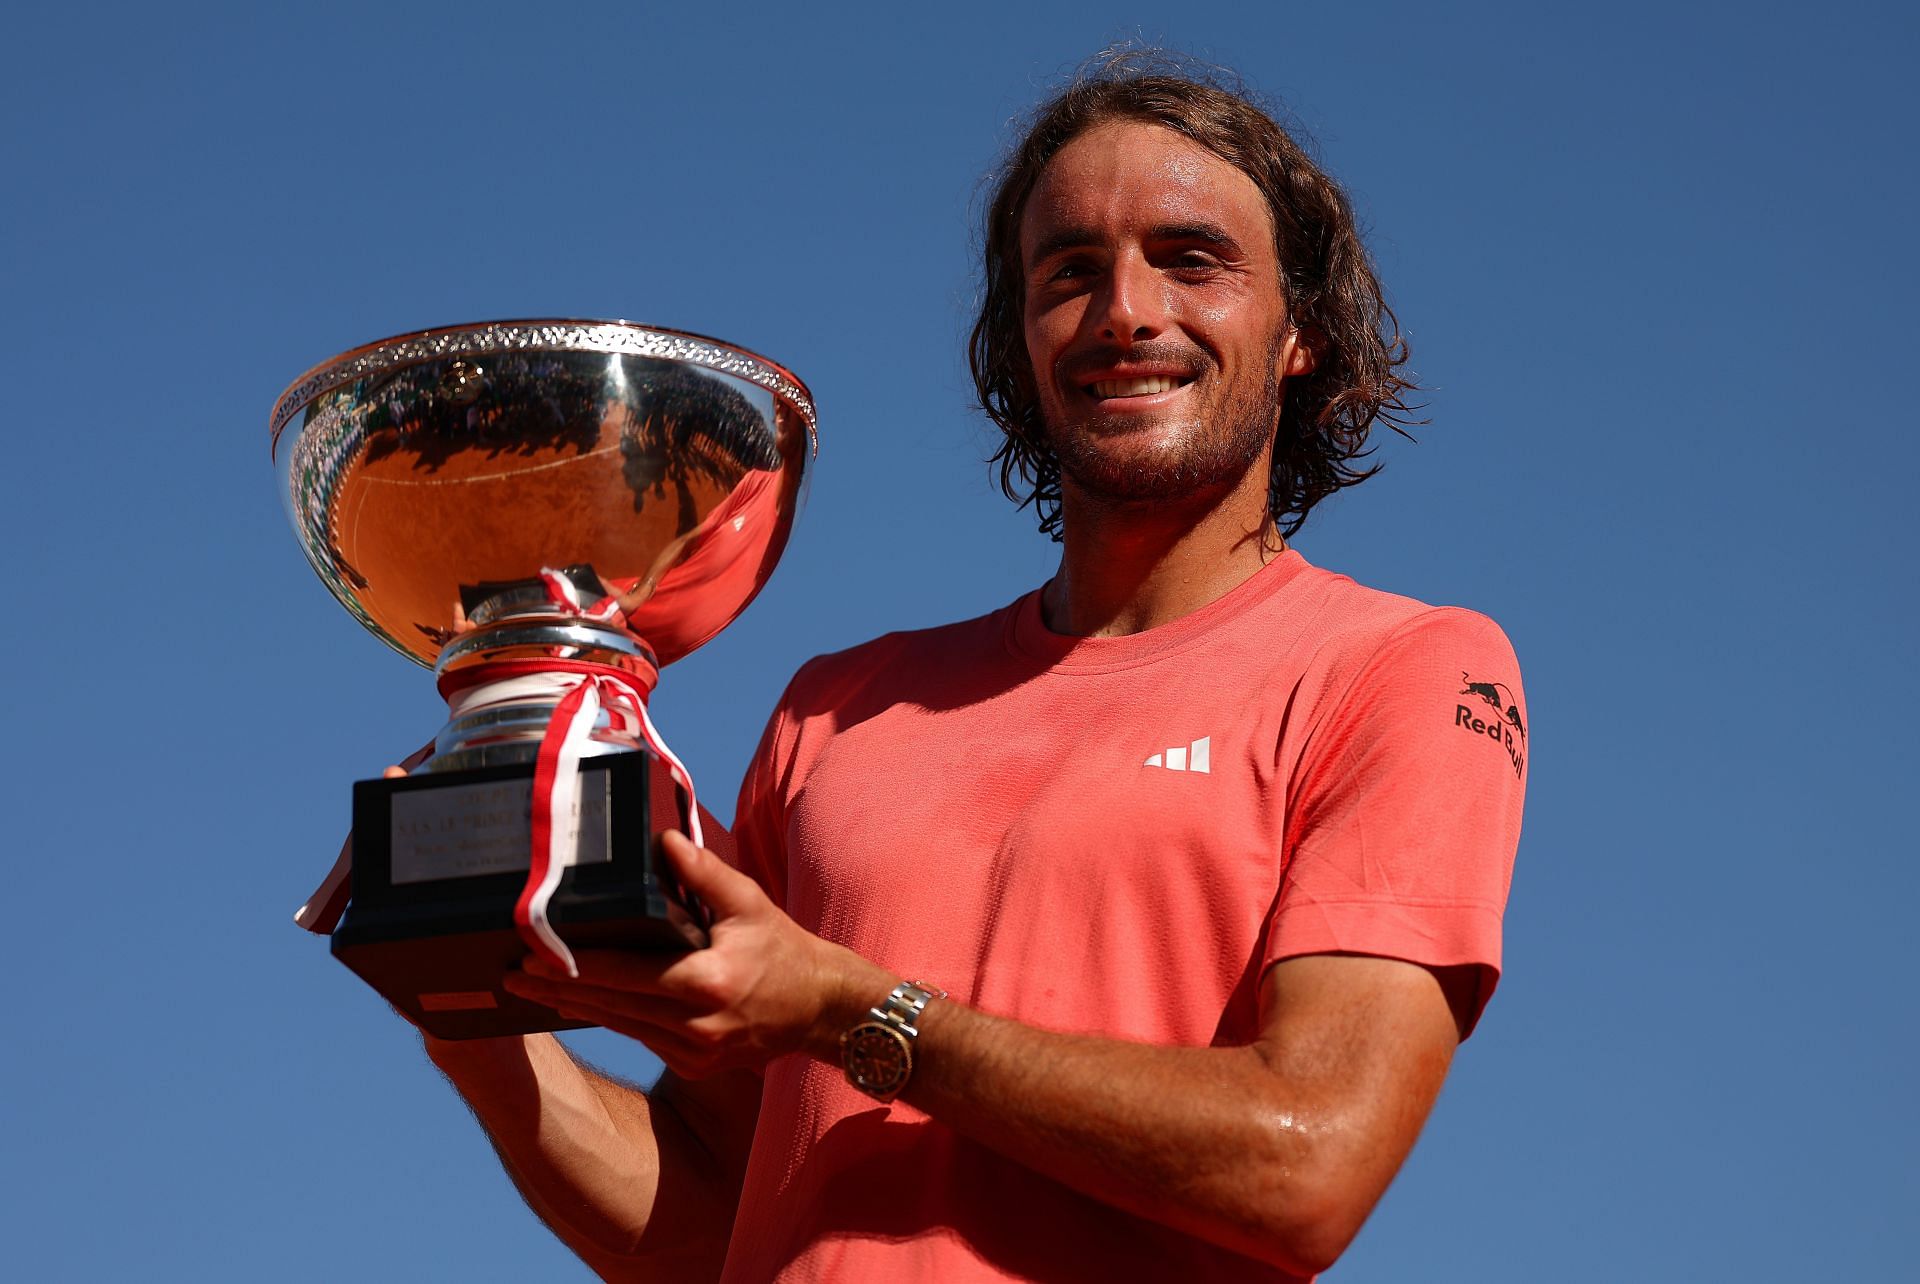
(1143, 736), (1211, 773)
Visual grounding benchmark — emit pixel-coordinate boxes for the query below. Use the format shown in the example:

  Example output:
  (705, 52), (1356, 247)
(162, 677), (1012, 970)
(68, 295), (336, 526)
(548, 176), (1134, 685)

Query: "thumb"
(659, 829), (764, 920)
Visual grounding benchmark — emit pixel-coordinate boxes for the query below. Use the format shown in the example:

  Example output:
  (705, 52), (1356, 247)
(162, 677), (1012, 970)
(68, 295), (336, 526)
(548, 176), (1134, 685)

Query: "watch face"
(842, 1023), (911, 1099)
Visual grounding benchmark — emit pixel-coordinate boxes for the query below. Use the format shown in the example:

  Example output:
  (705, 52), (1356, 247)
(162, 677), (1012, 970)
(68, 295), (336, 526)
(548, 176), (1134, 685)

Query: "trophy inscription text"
(390, 775), (612, 885)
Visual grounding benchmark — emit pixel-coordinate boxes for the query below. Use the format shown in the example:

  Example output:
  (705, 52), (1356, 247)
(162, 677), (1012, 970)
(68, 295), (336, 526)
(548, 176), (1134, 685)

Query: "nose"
(1093, 252), (1168, 343)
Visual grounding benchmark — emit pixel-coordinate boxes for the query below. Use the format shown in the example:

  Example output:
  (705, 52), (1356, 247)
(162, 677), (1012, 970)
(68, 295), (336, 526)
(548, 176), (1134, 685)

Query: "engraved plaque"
(389, 772), (611, 885)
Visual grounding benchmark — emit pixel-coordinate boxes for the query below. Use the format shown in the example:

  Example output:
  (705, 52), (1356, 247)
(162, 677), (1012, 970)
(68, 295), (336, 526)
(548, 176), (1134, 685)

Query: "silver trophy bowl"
(271, 319), (815, 771)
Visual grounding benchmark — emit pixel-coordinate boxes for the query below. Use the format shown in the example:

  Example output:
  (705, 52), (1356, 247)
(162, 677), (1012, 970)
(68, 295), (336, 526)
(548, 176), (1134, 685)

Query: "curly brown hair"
(970, 53), (1419, 538)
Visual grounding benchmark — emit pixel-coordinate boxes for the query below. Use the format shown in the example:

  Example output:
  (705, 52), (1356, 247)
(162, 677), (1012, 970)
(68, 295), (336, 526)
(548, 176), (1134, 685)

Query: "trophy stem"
(425, 581), (662, 774)
(408, 572), (706, 977)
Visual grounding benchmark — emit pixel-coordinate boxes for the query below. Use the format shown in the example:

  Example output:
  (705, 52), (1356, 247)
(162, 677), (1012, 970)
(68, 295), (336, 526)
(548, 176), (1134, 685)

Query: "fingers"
(498, 832), (794, 1077)
(502, 972), (725, 1076)
(383, 766), (407, 779)
(524, 947), (676, 990)
(658, 829), (763, 919)
(520, 945), (742, 1013)
(504, 970), (701, 1027)
(515, 946), (732, 1009)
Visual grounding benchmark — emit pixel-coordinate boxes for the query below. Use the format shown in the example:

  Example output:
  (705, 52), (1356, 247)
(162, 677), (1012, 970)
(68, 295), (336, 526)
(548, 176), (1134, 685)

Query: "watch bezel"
(841, 1020), (913, 1101)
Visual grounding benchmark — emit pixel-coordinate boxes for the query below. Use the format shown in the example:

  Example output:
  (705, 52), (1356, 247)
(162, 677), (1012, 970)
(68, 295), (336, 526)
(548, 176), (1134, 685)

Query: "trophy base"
(336, 749), (708, 1039)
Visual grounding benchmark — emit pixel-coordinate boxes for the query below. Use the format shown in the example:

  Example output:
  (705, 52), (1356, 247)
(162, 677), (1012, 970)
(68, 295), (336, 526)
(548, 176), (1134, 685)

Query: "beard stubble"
(1047, 346), (1283, 509)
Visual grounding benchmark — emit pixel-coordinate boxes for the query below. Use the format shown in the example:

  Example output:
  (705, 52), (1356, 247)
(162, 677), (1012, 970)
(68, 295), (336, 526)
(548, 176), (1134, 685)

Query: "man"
(428, 61), (1527, 1283)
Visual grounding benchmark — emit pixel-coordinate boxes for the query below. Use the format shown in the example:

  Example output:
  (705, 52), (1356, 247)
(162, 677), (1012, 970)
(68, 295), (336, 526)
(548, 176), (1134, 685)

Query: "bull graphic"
(1461, 672), (1526, 744)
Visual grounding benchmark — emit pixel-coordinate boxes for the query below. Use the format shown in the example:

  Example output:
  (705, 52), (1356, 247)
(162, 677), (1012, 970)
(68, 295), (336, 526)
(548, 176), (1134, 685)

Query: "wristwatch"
(840, 980), (946, 1102)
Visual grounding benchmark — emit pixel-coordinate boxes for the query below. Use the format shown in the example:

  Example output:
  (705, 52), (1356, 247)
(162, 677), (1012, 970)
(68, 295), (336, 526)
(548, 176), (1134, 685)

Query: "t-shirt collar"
(1004, 548), (1309, 673)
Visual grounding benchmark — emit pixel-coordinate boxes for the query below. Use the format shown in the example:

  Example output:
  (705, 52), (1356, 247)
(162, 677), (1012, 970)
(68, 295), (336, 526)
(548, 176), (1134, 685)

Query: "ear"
(1278, 325), (1318, 378)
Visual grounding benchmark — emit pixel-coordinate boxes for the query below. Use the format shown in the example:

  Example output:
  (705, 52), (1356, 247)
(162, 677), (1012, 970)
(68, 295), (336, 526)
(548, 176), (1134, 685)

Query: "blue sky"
(2, 3), (1914, 1279)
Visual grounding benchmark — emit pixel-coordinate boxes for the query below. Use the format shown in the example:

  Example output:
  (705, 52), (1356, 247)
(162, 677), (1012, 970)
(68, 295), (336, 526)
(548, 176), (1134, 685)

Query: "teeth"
(1091, 376), (1182, 398)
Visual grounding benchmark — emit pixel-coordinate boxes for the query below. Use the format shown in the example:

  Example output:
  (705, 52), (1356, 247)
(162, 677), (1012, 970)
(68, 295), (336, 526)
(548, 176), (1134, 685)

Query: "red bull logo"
(1457, 671), (1525, 779)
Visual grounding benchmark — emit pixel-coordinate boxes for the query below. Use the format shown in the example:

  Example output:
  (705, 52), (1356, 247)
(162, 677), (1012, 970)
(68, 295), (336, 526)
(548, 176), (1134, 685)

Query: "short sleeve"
(728, 680), (803, 909)
(1266, 608), (1528, 1037)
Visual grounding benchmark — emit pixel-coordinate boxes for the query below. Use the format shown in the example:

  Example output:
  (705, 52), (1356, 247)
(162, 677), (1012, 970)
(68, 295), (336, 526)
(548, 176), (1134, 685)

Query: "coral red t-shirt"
(720, 550), (1527, 1283)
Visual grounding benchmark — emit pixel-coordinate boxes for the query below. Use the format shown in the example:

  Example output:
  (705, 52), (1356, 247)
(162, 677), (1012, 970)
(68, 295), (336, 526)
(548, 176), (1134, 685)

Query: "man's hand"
(500, 828), (1465, 1274)
(503, 830), (895, 1078)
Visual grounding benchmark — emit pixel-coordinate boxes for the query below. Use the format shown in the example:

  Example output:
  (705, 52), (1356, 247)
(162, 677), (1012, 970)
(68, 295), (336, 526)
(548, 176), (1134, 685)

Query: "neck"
(1042, 463), (1281, 638)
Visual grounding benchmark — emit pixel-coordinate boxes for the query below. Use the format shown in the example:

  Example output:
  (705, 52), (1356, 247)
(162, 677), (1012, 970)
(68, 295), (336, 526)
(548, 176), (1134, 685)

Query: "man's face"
(1018, 121), (1312, 510)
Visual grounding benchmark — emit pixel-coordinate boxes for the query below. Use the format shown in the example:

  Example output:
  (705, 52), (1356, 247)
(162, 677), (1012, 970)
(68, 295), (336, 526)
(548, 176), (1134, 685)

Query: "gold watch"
(840, 981), (945, 1102)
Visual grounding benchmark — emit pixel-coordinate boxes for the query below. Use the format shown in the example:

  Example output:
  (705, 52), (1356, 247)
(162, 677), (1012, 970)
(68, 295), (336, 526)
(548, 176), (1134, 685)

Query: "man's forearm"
(497, 843), (1464, 1277)
(909, 1009), (1343, 1274)
(799, 956), (1459, 1277)
(426, 1033), (749, 1281)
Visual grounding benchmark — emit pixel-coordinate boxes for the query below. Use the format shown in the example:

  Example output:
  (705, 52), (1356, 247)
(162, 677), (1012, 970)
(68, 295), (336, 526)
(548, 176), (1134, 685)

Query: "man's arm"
(894, 955), (1473, 1276)
(425, 1031), (760, 1282)
(506, 832), (1474, 1277)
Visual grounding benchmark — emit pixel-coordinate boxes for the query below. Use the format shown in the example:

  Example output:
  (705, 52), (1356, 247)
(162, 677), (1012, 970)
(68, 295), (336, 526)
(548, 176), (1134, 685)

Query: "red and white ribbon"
(540, 567), (626, 624)
(296, 568), (703, 981)
(509, 666), (703, 976)
(520, 676), (605, 974)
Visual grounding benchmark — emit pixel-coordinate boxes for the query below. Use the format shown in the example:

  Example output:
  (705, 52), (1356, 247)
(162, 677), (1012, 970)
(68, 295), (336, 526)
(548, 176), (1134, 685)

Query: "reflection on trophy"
(272, 320), (814, 1039)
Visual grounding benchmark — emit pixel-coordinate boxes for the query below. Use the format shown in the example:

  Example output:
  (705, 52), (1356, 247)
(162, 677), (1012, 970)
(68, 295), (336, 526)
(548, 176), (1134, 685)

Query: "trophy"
(271, 320), (814, 1038)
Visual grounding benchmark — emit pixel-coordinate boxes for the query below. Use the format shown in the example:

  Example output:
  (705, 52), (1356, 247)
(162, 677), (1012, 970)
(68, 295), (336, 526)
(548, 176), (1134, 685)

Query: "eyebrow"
(1026, 221), (1244, 269)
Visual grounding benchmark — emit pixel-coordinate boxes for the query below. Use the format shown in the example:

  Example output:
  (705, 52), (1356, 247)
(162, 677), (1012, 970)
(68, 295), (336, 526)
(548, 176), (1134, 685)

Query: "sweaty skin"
(500, 833), (1475, 1277)
(1019, 121), (1313, 640)
(433, 122), (1471, 1280)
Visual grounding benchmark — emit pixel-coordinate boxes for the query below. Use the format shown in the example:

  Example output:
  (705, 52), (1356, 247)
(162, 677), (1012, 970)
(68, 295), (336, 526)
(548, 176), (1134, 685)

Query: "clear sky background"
(2, 3), (1914, 1280)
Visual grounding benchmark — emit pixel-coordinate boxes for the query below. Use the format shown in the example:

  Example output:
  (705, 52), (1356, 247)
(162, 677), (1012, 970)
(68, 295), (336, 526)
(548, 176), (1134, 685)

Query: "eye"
(1166, 250), (1222, 274)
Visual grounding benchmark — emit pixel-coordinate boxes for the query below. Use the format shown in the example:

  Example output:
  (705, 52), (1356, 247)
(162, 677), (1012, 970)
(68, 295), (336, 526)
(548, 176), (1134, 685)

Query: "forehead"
(1019, 120), (1274, 259)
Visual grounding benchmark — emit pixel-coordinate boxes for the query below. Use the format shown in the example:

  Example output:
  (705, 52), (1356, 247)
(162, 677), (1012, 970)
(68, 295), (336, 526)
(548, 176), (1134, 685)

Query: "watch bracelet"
(871, 980), (946, 1034)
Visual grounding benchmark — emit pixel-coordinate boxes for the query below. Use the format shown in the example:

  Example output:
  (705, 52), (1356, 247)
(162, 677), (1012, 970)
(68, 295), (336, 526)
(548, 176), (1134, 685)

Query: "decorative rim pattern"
(270, 319), (816, 446)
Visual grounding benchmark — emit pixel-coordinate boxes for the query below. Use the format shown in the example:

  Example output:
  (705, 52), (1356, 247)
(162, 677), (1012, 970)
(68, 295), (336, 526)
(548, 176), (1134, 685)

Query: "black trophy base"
(335, 749), (708, 1040)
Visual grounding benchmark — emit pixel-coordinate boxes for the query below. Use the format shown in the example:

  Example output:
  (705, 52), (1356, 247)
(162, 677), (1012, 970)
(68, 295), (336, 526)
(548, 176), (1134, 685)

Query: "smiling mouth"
(1084, 375), (1192, 399)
